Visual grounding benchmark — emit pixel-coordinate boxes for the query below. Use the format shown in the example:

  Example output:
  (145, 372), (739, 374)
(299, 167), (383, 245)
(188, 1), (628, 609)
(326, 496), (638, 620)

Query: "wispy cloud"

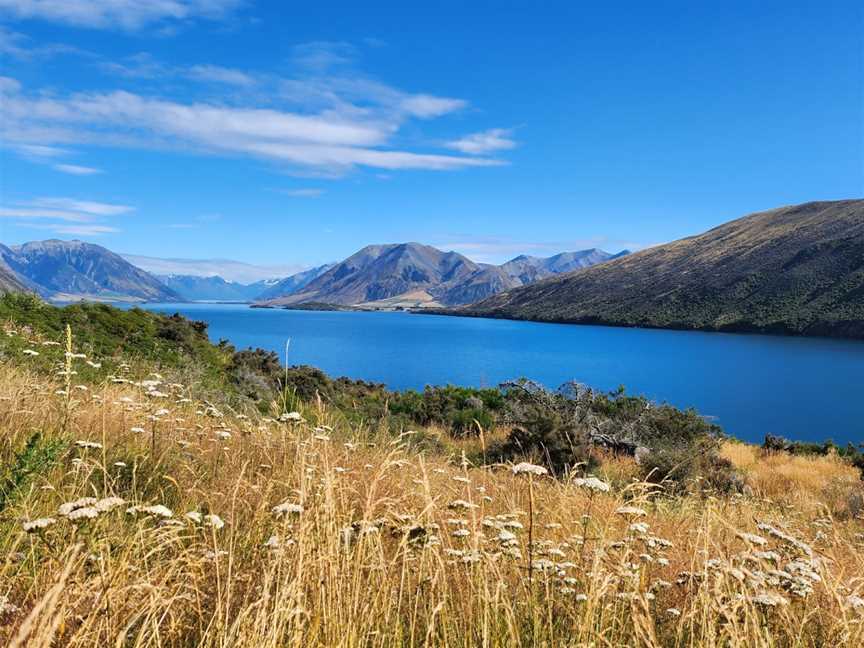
(28, 197), (132, 216)
(52, 163), (102, 175)
(1, 196), (133, 238)
(0, 25), (92, 59)
(35, 223), (119, 236)
(122, 254), (305, 283)
(101, 53), (256, 87)
(11, 138), (102, 175)
(280, 188), (325, 198)
(446, 128), (517, 155)
(0, 0), (242, 31)
(0, 207), (93, 222)
(0, 73), (502, 174)
(186, 63), (255, 86)
(290, 41), (356, 72)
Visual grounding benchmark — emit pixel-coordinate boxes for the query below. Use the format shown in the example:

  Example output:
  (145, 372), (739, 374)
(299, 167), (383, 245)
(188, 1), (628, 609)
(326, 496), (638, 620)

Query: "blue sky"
(0, 0), (861, 276)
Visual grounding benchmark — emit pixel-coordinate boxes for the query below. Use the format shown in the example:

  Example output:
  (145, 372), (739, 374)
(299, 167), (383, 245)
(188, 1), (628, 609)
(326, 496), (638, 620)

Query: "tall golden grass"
(1, 353), (863, 647)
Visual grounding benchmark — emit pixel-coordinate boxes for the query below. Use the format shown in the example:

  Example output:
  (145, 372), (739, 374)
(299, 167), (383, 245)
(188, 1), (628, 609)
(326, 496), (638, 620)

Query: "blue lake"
(138, 303), (864, 446)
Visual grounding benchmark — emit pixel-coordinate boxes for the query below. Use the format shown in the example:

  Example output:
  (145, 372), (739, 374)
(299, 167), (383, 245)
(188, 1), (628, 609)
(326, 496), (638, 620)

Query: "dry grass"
(1, 353), (863, 646)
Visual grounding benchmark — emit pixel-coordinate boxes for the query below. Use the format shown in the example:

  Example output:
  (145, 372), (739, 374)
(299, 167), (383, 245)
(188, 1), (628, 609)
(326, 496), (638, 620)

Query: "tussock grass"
(0, 337), (863, 646)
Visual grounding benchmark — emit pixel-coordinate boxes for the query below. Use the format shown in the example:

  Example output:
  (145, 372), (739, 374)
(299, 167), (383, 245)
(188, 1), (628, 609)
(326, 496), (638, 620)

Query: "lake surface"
(138, 303), (864, 446)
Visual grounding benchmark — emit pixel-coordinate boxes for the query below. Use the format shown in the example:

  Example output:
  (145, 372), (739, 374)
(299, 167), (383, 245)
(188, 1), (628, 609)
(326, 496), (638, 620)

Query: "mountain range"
(259, 245), (624, 308)
(0, 239), (618, 307)
(0, 240), (181, 302)
(156, 275), (281, 302)
(453, 199), (864, 339)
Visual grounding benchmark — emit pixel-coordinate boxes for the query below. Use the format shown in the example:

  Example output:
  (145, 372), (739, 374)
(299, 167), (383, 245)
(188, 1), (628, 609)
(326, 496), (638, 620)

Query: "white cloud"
(446, 128), (517, 155)
(13, 143), (69, 158)
(29, 197), (132, 216)
(399, 94), (466, 119)
(0, 25), (89, 59)
(0, 0), (241, 30)
(186, 64), (255, 86)
(0, 207), (93, 222)
(290, 41), (355, 72)
(122, 254), (305, 283)
(1, 196), (132, 237)
(53, 163), (102, 175)
(101, 54), (256, 87)
(1, 77), (502, 173)
(44, 224), (119, 235)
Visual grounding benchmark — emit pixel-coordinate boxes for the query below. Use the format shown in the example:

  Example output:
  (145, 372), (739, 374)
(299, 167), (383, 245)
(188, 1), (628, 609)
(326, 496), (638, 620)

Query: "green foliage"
(488, 380), (595, 475)
(0, 432), (68, 513)
(488, 379), (736, 492)
(390, 385), (503, 436)
(0, 293), (230, 389)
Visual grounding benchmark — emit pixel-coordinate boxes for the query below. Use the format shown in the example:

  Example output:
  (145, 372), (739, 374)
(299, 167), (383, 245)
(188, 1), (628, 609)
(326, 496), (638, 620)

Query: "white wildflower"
(23, 517), (56, 532)
(751, 592), (789, 607)
(616, 506), (647, 517)
(75, 440), (103, 450)
(512, 462), (548, 476)
(127, 504), (173, 518)
(572, 477), (611, 492)
(737, 532), (768, 546)
(95, 497), (125, 512)
(629, 522), (650, 535)
(272, 501), (304, 517)
(58, 497), (97, 516)
(204, 514), (225, 530)
(447, 499), (478, 510)
(67, 506), (99, 521)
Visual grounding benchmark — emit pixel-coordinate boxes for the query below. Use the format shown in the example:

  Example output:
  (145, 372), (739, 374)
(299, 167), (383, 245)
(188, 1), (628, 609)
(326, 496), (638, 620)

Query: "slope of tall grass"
(1, 319), (863, 647)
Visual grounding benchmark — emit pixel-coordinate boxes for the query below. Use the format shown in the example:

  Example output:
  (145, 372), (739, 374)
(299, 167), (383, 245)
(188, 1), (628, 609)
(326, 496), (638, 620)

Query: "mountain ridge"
(259, 243), (622, 307)
(0, 239), (181, 302)
(449, 199), (864, 339)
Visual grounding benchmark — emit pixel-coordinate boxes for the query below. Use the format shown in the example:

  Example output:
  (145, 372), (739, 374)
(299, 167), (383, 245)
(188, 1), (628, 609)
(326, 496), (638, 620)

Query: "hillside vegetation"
(0, 295), (863, 646)
(455, 200), (864, 339)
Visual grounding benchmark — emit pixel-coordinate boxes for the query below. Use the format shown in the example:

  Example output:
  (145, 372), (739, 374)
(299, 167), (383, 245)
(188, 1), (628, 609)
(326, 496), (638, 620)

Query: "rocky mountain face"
(500, 249), (628, 284)
(0, 240), (181, 302)
(157, 274), (281, 302)
(455, 200), (864, 339)
(254, 263), (336, 301)
(0, 258), (29, 294)
(259, 243), (624, 307)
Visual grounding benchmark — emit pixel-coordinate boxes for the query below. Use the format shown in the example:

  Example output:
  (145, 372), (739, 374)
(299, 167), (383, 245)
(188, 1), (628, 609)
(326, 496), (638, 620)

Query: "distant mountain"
(259, 243), (622, 308)
(500, 249), (628, 284)
(0, 244), (31, 294)
(254, 263), (336, 301)
(123, 254), (302, 284)
(1, 240), (181, 303)
(0, 251), (29, 294)
(454, 200), (864, 339)
(157, 274), (280, 302)
(263, 243), (479, 307)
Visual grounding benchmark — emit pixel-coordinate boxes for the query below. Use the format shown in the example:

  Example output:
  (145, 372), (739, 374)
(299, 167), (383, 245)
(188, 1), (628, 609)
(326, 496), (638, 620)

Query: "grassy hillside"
(455, 200), (864, 338)
(0, 295), (863, 646)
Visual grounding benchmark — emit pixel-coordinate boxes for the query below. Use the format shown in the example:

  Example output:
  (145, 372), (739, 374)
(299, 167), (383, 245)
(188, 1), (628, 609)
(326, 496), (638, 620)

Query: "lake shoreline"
(424, 306), (864, 343)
